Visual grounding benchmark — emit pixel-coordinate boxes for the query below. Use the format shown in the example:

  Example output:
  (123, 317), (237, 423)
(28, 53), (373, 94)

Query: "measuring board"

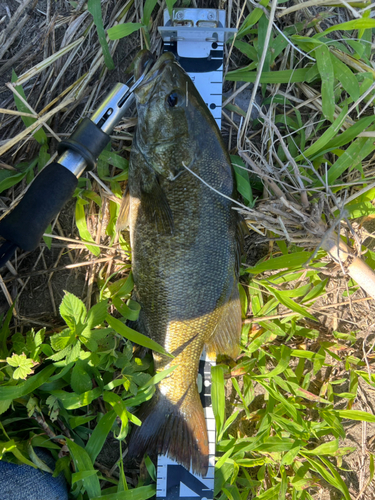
(159, 8), (236, 129)
(156, 352), (215, 500)
(156, 10), (236, 499)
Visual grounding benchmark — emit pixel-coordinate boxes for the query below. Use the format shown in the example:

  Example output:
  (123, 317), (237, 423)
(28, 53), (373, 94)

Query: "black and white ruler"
(156, 10), (236, 499)
(159, 8), (236, 129)
(156, 352), (216, 500)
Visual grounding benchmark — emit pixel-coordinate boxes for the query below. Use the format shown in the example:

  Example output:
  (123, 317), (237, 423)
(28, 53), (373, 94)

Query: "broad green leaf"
(71, 361), (93, 394)
(0, 365), (55, 400)
(334, 409), (375, 422)
(6, 353), (35, 380)
(86, 300), (108, 329)
(60, 292), (87, 331)
(231, 155), (253, 207)
(106, 315), (172, 357)
(88, 0), (114, 69)
(212, 365), (225, 435)
(139, 365), (178, 389)
(0, 159), (37, 194)
(234, 40), (258, 61)
(52, 387), (101, 409)
(69, 415), (96, 429)
(66, 439), (101, 499)
(226, 68), (311, 84)
(75, 197), (101, 256)
(99, 150), (128, 170)
(331, 54), (359, 102)
(91, 485), (156, 500)
(302, 440), (338, 456)
(107, 23), (143, 40)
(50, 329), (75, 351)
(323, 18), (375, 34)
(237, 0), (270, 38)
(86, 410), (116, 462)
(112, 296), (140, 321)
(143, 0), (158, 26)
(72, 470), (99, 484)
(315, 44), (334, 122)
(166, 0), (178, 18)
(247, 251), (313, 274)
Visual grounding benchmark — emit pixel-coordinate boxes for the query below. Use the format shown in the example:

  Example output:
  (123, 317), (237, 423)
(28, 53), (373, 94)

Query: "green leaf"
(334, 409), (375, 422)
(234, 40), (258, 61)
(226, 68), (311, 84)
(71, 361), (93, 394)
(106, 315), (172, 357)
(0, 159), (37, 194)
(75, 197), (101, 256)
(246, 251), (313, 273)
(11, 70), (47, 145)
(165, 0), (178, 18)
(295, 106), (348, 161)
(237, 0), (270, 38)
(331, 54), (359, 102)
(66, 439), (101, 499)
(303, 440), (338, 456)
(60, 292), (87, 331)
(315, 44), (335, 122)
(107, 23), (143, 40)
(50, 329), (75, 351)
(86, 410), (116, 462)
(231, 155), (253, 207)
(99, 150), (128, 171)
(262, 284), (316, 321)
(323, 18), (375, 35)
(91, 485), (156, 500)
(325, 131), (375, 185)
(211, 365), (225, 435)
(0, 365), (55, 400)
(52, 387), (101, 409)
(143, 0), (158, 26)
(86, 300), (108, 329)
(0, 304), (15, 358)
(88, 0), (114, 69)
(6, 353), (35, 380)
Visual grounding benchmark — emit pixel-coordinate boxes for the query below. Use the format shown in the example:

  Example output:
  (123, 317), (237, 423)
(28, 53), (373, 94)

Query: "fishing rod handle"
(0, 162), (78, 252)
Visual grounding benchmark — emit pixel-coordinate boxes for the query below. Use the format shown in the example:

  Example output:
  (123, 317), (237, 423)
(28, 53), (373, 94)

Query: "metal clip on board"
(0, 75), (147, 268)
(157, 9), (236, 500)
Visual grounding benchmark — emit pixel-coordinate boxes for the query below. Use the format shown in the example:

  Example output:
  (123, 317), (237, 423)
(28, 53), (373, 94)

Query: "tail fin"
(128, 388), (209, 475)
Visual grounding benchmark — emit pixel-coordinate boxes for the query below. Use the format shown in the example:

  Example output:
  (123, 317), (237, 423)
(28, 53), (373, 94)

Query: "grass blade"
(88, 0), (114, 70)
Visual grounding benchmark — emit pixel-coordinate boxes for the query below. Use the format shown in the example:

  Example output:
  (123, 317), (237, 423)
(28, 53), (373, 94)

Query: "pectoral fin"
(141, 177), (174, 235)
(116, 185), (130, 231)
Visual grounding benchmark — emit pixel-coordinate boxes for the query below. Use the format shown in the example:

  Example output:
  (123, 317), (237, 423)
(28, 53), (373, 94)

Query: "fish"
(118, 50), (243, 475)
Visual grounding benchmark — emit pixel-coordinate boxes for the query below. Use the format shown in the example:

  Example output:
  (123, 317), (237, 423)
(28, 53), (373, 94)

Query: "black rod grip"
(0, 162), (78, 252)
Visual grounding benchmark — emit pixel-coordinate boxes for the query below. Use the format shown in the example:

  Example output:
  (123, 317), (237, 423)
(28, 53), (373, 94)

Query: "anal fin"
(205, 283), (242, 360)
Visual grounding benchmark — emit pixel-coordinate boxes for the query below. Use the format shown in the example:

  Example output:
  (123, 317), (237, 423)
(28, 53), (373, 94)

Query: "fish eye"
(166, 92), (178, 107)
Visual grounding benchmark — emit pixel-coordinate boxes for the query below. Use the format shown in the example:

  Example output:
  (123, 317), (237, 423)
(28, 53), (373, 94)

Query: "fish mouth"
(134, 51), (177, 93)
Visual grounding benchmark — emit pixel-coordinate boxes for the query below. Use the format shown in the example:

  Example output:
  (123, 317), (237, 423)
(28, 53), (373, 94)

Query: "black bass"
(119, 50), (242, 475)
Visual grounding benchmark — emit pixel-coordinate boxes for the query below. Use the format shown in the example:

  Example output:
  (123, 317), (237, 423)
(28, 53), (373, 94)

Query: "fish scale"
(123, 50), (242, 475)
